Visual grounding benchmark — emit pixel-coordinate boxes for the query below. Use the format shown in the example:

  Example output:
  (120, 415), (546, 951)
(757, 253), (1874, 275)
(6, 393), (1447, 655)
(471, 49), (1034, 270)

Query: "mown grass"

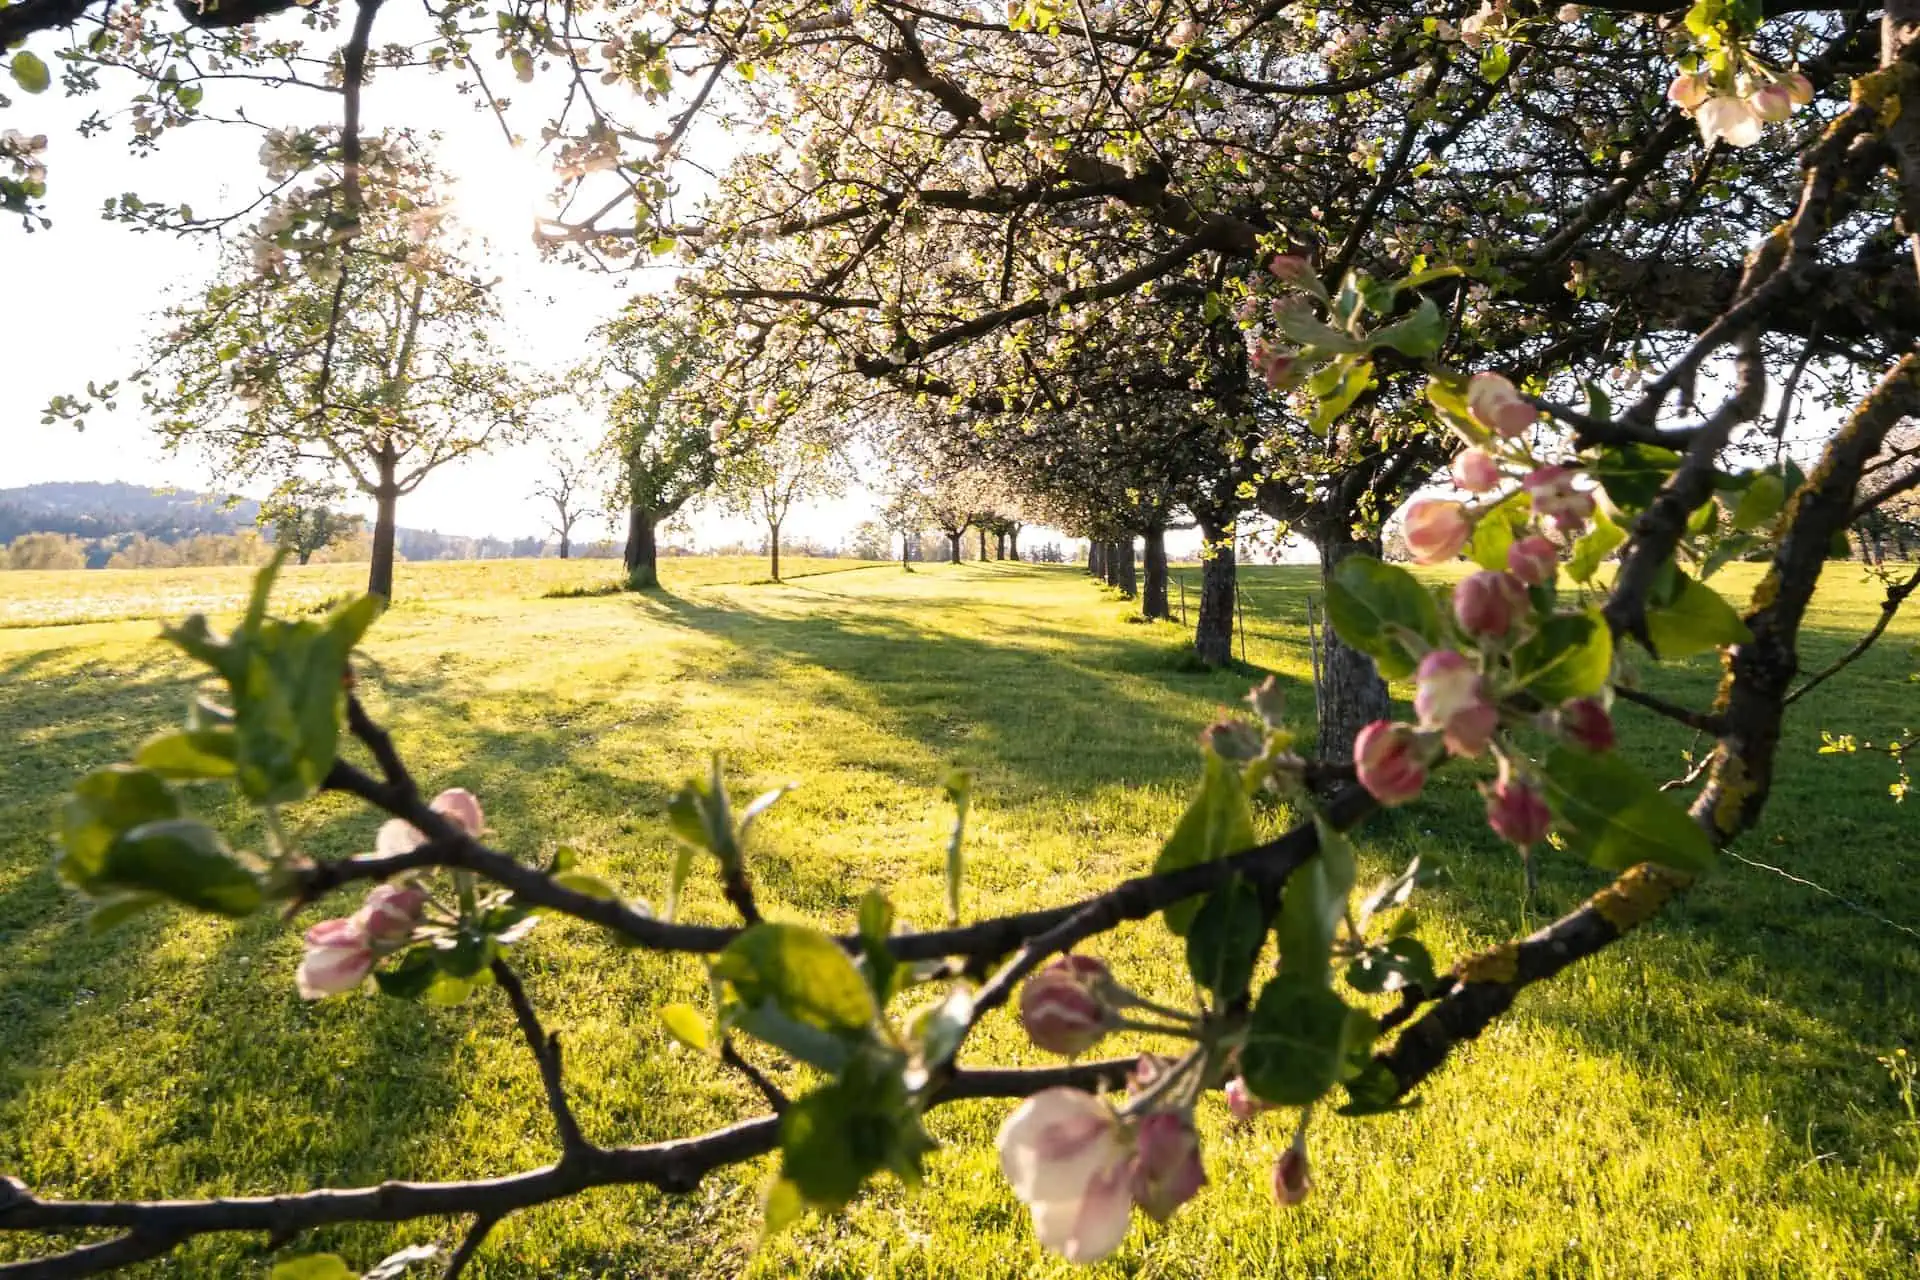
(1, 555), (1917, 1277)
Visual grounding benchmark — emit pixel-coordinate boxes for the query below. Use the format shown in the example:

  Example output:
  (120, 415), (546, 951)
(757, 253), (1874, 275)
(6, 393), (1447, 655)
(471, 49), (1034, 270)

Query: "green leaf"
(1479, 41), (1511, 82)
(1645, 572), (1752, 658)
(1541, 746), (1715, 872)
(714, 922), (877, 1036)
(57, 765), (181, 892)
(659, 1001), (713, 1052)
(763, 1177), (807, 1238)
(85, 892), (164, 934)
(10, 52), (52, 95)
(1338, 1060), (1417, 1117)
(1511, 609), (1612, 702)
(1344, 937), (1436, 995)
(942, 767), (972, 927)
(1240, 975), (1353, 1106)
(1594, 444), (1683, 515)
(134, 729), (237, 780)
(552, 870), (621, 900)
(1152, 748), (1257, 935)
(1324, 556), (1442, 680)
(1185, 880), (1264, 1005)
(1465, 494), (1527, 573)
(272, 1257), (358, 1280)
(374, 948), (439, 1000)
(1425, 373), (1482, 442)
(83, 819), (260, 919)
(1276, 818), (1357, 985)
(1308, 356), (1375, 434)
(1273, 307), (1367, 354)
(1568, 506), (1625, 584)
(911, 985), (974, 1070)
(778, 1053), (932, 1213)
(732, 1000), (851, 1072)
(1371, 296), (1446, 358)
(856, 887), (898, 1005)
(422, 972), (477, 1006)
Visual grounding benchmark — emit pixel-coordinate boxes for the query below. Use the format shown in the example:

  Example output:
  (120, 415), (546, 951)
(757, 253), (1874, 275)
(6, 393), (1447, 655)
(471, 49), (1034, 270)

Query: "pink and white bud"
(1667, 73), (1710, 112)
(1467, 372), (1537, 440)
(1558, 697), (1616, 752)
(375, 818), (426, 856)
(1785, 71), (1814, 106)
(1453, 570), (1529, 640)
(1414, 651), (1499, 758)
(1484, 763), (1552, 848)
(1404, 500), (1472, 565)
(1272, 1144), (1312, 1207)
(1128, 1053), (1172, 1098)
(1451, 447), (1501, 494)
(1524, 465), (1596, 534)
(1750, 83), (1793, 123)
(1267, 254), (1315, 287)
(296, 917), (374, 1000)
(998, 1088), (1136, 1263)
(431, 787), (485, 836)
(1224, 1076), (1268, 1120)
(1355, 720), (1428, 806)
(356, 883), (429, 946)
(1696, 95), (1764, 148)
(1250, 338), (1302, 391)
(1130, 1112), (1207, 1222)
(1506, 534), (1559, 586)
(1018, 956), (1115, 1056)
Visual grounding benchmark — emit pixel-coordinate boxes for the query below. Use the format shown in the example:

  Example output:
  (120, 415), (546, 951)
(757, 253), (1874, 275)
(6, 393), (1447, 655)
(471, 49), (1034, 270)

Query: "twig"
(1783, 565), (1920, 706)
(719, 1040), (788, 1113)
(442, 1214), (498, 1280)
(490, 960), (588, 1156)
(1614, 685), (1726, 734)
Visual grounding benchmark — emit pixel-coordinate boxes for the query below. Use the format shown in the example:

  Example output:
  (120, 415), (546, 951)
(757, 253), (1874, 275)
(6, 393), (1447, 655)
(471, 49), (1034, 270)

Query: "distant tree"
(141, 154), (541, 601)
(259, 482), (358, 566)
(846, 520), (892, 562)
(105, 534), (184, 569)
(4, 533), (87, 570)
(534, 451), (592, 560)
(721, 433), (844, 582)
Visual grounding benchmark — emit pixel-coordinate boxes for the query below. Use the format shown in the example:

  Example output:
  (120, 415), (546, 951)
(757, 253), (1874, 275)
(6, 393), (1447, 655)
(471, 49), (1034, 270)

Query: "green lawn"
(2, 556), (1917, 1277)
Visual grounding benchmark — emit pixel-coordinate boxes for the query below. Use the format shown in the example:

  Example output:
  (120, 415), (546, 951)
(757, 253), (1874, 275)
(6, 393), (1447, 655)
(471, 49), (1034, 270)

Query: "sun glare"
(444, 140), (558, 255)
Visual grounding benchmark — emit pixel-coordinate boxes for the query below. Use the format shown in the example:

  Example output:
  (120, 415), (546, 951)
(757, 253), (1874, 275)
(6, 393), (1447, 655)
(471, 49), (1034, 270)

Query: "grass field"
(2, 555), (1917, 1277)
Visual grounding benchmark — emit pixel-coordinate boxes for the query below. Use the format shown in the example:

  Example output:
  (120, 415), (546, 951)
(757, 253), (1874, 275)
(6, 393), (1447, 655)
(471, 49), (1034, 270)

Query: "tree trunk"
(368, 463), (398, 600)
(1100, 542), (1117, 587)
(901, 532), (910, 567)
(625, 505), (659, 588)
(1117, 537), (1138, 597)
(995, 531), (1006, 560)
(1142, 526), (1170, 620)
(769, 521), (782, 581)
(559, 531), (571, 560)
(1194, 522), (1236, 665)
(1008, 526), (1021, 560)
(1089, 541), (1104, 577)
(948, 531), (963, 563)
(1315, 528), (1393, 764)
(978, 528), (988, 560)
(297, 549), (313, 566)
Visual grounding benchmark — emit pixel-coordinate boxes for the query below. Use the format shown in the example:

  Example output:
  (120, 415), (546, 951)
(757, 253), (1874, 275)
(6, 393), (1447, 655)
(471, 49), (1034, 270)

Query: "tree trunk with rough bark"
(1008, 526), (1021, 560)
(1315, 528), (1393, 764)
(1142, 526), (1170, 619)
(769, 522), (782, 581)
(624, 506), (659, 589)
(948, 531), (963, 563)
(1194, 522), (1236, 665)
(1117, 537), (1138, 597)
(1088, 541), (1104, 577)
(978, 528), (988, 560)
(368, 453), (399, 601)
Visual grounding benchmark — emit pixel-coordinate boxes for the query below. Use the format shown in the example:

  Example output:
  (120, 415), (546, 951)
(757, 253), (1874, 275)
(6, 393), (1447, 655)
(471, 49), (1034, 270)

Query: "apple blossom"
(1355, 720), (1427, 806)
(1414, 650), (1499, 757)
(1467, 372), (1536, 439)
(1559, 697), (1617, 752)
(296, 918), (375, 1000)
(1129, 1112), (1206, 1222)
(1750, 83), (1793, 123)
(1523, 466), (1595, 533)
(1224, 1076), (1268, 1120)
(1507, 534), (1559, 586)
(356, 883), (429, 945)
(1785, 71), (1814, 106)
(1403, 499), (1472, 564)
(375, 787), (487, 854)
(1452, 447), (1501, 494)
(998, 1089), (1136, 1263)
(1272, 1144), (1312, 1207)
(1667, 73), (1710, 112)
(1018, 955), (1116, 1056)
(1696, 96), (1764, 148)
(1454, 570), (1529, 640)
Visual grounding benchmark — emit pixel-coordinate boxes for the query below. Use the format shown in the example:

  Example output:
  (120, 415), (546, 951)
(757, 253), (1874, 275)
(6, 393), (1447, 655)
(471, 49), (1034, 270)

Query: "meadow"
(1, 555), (1917, 1278)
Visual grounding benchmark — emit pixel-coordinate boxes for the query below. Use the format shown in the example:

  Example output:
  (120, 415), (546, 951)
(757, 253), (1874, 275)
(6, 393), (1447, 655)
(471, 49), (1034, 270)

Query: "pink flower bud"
(1224, 1076), (1267, 1120)
(1453, 570), (1529, 640)
(296, 917), (374, 1000)
(1403, 499), (1472, 565)
(1524, 465), (1596, 534)
(356, 883), (428, 945)
(1467, 372), (1537, 439)
(1414, 651), (1499, 758)
(1785, 71), (1814, 106)
(1667, 73), (1709, 112)
(1250, 338), (1302, 391)
(1507, 534), (1558, 586)
(1018, 956), (1115, 1056)
(1129, 1112), (1207, 1222)
(1128, 1053), (1172, 1097)
(1451, 447), (1501, 493)
(1355, 720), (1427, 806)
(1484, 764), (1552, 848)
(431, 787), (485, 836)
(1267, 254), (1316, 287)
(1558, 697), (1616, 752)
(1750, 83), (1793, 122)
(1272, 1144), (1312, 1207)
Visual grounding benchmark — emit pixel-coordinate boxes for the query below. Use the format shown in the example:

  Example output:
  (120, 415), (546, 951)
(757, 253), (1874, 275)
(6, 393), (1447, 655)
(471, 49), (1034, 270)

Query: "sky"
(0, 24), (893, 551)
